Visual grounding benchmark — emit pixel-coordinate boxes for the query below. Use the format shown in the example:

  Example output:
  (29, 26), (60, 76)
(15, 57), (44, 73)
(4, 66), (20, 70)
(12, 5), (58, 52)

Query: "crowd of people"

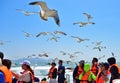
(0, 51), (120, 83)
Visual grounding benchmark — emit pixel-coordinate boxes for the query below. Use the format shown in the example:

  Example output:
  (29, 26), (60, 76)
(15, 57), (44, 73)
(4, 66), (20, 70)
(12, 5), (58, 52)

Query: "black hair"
(107, 57), (116, 65)
(0, 52), (4, 59)
(59, 60), (63, 63)
(2, 59), (12, 69)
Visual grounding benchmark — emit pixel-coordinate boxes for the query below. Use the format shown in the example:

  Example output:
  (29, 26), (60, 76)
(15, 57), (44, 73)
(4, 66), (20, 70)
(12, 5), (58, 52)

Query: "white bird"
(93, 46), (106, 51)
(22, 31), (34, 37)
(0, 41), (11, 46)
(88, 22), (95, 25)
(111, 52), (115, 57)
(38, 53), (48, 57)
(54, 31), (67, 36)
(60, 51), (67, 55)
(29, 1), (60, 26)
(71, 36), (89, 43)
(73, 22), (88, 27)
(98, 55), (105, 60)
(92, 41), (102, 46)
(68, 53), (77, 58)
(83, 13), (93, 21)
(36, 32), (51, 37)
(16, 9), (38, 16)
(47, 36), (60, 42)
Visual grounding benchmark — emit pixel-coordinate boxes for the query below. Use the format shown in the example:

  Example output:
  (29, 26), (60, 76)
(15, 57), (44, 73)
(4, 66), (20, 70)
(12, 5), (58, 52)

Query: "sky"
(0, 0), (120, 62)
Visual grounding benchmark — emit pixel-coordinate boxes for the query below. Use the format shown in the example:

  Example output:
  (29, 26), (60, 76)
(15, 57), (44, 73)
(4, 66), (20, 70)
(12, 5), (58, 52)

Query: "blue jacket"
(0, 71), (5, 83)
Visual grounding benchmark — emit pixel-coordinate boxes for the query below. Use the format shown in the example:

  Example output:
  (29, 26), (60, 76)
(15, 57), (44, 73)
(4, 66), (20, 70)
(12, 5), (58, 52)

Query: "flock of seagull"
(1, 1), (117, 64)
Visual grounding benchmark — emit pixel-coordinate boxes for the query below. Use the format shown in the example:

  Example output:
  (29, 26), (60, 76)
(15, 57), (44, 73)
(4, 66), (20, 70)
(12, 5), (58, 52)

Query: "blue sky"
(0, 0), (120, 62)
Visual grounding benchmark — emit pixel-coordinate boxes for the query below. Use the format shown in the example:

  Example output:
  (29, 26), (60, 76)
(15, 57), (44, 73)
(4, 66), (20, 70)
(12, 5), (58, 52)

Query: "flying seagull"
(73, 22), (88, 27)
(16, 9), (38, 16)
(0, 41), (11, 46)
(47, 36), (60, 42)
(83, 13), (93, 21)
(22, 31), (34, 37)
(36, 32), (51, 37)
(71, 36), (89, 43)
(53, 31), (67, 36)
(60, 51), (67, 55)
(29, 1), (60, 26)
(38, 53), (48, 57)
(92, 41), (102, 46)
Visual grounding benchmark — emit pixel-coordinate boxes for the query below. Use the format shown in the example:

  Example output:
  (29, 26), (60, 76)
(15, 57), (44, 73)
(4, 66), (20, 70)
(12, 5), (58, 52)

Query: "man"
(107, 57), (120, 83)
(58, 60), (65, 83)
(73, 60), (85, 83)
(48, 62), (57, 83)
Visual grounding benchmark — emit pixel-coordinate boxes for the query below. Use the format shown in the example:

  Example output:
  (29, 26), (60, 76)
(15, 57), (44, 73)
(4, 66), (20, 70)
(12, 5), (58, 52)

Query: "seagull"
(93, 46), (102, 51)
(0, 41), (11, 46)
(60, 51), (67, 55)
(92, 41), (102, 46)
(0, 41), (4, 45)
(47, 36), (60, 42)
(16, 9), (38, 16)
(38, 53), (48, 57)
(71, 36), (89, 43)
(22, 31), (34, 37)
(98, 55), (105, 60)
(68, 53), (77, 58)
(83, 13), (93, 21)
(36, 32), (51, 37)
(111, 52), (115, 57)
(29, 1), (60, 26)
(53, 31), (67, 36)
(88, 22), (95, 25)
(73, 22), (88, 27)
(93, 46), (106, 51)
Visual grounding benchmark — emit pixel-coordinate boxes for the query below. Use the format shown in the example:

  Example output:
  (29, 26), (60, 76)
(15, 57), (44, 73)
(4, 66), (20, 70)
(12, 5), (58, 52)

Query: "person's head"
(58, 60), (63, 66)
(0, 52), (4, 60)
(79, 60), (85, 68)
(51, 62), (56, 67)
(103, 62), (109, 70)
(21, 60), (31, 70)
(92, 57), (98, 65)
(2, 59), (12, 69)
(21, 60), (34, 75)
(41, 78), (47, 81)
(107, 57), (116, 65)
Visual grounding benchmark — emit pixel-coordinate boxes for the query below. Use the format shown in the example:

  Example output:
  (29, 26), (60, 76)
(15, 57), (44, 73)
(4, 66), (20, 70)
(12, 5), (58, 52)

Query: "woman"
(12, 60), (34, 83)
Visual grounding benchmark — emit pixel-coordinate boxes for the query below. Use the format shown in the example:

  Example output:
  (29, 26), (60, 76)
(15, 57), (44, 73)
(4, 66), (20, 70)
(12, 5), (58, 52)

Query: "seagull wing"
(29, 1), (49, 11)
(53, 11), (60, 26)
(16, 9), (26, 13)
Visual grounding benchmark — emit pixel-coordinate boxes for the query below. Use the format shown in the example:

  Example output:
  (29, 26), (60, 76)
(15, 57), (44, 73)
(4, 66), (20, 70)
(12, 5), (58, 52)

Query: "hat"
(21, 60), (30, 66)
(79, 60), (85, 64)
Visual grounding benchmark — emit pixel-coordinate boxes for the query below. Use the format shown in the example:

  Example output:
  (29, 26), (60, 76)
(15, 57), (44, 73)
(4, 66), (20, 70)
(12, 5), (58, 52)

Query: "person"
(48, 62), (57, 83)
(91, 58), (99, 76)
(12, 60), (34, 83)
(73, 60), (85, 83)
(96, 62), (110, 83)
(107, 57), (120, 83)
(78, 63), (96, 83)
(58, 60), (66, 83)
(0, 52), (12, 83)
(40, 78), (48, 83)
(0, 51), (5, 83)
